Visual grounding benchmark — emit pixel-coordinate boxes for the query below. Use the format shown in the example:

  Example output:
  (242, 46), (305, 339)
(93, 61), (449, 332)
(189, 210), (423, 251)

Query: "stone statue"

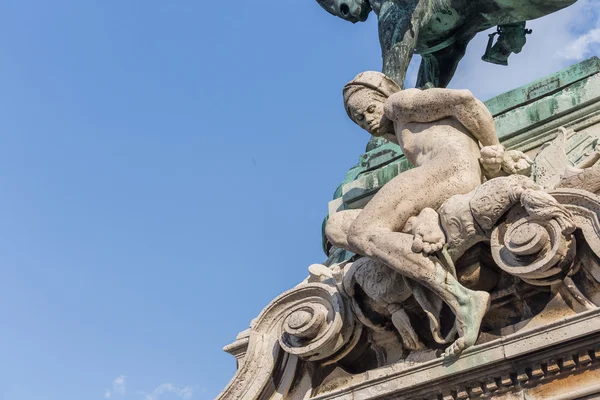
(325, 71), (531, 356)
(315, 0), (578, 87)
(218, 163), (600, 398)
(334, 173), (578, 354)
(216, 1), (600, 392)
(218, 67), (600, 399)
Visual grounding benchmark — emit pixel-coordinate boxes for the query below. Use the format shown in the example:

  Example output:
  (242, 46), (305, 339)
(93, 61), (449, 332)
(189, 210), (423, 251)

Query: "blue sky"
(0, 1), (598, 400)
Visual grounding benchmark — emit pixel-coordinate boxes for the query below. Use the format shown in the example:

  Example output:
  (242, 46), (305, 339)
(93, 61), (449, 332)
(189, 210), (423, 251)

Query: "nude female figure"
(326, 71), (529, 355)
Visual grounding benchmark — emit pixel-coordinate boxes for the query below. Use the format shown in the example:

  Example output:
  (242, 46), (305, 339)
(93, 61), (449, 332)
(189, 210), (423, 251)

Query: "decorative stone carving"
(325, 173), (600, 353)
(490, 199), (576, 286)
(340, 257), (423, 350)
(329, 72), (533, 357)
(220, 61), (600, 399)
(217, 281), (362, 400)
(534, 126), (600, 193)
(303, 311), (600, 399)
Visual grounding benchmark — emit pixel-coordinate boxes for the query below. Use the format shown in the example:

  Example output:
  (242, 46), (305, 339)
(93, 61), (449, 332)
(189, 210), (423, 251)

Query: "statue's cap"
(343, 71), (400, 107)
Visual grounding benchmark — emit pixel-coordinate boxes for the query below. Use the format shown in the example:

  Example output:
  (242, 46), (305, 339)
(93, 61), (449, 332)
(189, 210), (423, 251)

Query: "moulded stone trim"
(310, 309), (600, 400)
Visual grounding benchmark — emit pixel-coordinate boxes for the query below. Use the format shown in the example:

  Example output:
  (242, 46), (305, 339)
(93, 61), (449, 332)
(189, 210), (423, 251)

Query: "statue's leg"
(416, 37), (474, 88)
(351, 228), (490, 356)
(346, 157), (481, 250)
(325, 209), (361, 249)
(378, 0), (423, 88)
(346, 159), (489, 355)
(416, 54), (439, 88)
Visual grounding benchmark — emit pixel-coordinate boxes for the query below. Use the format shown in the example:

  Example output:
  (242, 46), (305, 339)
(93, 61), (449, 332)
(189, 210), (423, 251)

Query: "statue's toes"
(412, 236), (424, 253)
(422, 243), (433, 255)
(443, 345), (455, 358)
(443, 339), (465, 358)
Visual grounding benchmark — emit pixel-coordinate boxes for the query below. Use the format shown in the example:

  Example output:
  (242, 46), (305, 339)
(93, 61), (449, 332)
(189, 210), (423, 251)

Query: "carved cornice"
(217, 282), (362, 400)
(310, 309), (600, 399)
(426, 346), (600, 400)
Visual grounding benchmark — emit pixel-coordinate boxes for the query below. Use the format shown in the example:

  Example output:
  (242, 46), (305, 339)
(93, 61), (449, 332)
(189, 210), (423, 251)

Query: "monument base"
(220, 57), (600, 400)
(308, 309), (600, 399)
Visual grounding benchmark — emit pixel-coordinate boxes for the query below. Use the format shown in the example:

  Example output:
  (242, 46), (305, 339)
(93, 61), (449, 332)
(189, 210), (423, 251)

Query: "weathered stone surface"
(220, 38), (600, 400)
(329, 73), (536, 358)
(486, 57), (600, 117)
(305, 309), (600, 399)
(494, 70), (600, 142)
(331, 57), (600, 213)
(220, 60), (600, 400)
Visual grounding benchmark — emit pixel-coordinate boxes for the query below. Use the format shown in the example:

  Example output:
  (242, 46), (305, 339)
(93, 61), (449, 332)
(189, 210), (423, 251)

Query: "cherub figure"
(326, 71), (531, 356)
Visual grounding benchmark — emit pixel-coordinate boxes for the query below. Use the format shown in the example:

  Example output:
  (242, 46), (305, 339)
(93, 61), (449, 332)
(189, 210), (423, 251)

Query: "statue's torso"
(395, 118), (481, 167)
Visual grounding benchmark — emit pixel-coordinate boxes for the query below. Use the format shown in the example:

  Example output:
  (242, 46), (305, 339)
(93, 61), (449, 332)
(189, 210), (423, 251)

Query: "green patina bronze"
(316, 0), (578, 88)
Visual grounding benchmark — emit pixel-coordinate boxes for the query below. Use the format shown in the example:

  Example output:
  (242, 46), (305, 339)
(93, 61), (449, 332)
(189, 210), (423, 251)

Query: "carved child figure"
(326, 71), (530, 356)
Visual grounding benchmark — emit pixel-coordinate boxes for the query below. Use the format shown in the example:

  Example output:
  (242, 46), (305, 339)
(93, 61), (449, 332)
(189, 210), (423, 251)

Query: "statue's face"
(315, 0), (371, 23)
(346, 91), (392, 136)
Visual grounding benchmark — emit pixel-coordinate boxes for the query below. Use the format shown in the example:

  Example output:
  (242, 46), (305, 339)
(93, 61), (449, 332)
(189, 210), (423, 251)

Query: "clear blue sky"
(0, 1), (598, 400)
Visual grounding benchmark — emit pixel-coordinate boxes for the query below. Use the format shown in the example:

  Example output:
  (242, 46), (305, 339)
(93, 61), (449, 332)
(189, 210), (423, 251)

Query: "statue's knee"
(347, 224), (372, 254)
(325, 213), (348, 248)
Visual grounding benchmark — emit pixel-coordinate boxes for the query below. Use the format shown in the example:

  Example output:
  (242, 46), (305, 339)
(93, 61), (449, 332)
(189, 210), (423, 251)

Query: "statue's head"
(343, 71), (399, 136)
(316, 0), (371, 23)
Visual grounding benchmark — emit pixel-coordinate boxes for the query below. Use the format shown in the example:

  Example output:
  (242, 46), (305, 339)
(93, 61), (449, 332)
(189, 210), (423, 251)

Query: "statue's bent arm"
(384, 88), (498, 146)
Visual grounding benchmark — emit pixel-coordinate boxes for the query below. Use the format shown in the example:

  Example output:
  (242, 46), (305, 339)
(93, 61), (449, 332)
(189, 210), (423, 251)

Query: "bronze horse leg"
(378, 0), (425, 88)
(415, 35), (475, 88)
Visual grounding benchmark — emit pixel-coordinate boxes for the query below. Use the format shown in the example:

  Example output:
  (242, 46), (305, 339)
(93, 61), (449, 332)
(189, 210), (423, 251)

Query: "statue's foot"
(407, 208), (446, 255)
(443, 290), (490, 358)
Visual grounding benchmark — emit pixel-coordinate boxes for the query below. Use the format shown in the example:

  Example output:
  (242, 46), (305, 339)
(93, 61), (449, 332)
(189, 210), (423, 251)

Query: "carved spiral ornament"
(277, 283), (361, 363)
(491, 208), (576, 286)
(217, 282), (362, 400)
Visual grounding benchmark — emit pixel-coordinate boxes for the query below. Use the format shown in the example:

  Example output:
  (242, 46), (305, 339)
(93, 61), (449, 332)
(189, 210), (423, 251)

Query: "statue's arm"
(471, 175), (541, 230)
(384, 88), (499, 146)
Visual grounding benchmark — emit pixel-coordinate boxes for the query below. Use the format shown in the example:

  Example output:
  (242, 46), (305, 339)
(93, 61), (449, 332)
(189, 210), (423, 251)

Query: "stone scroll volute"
(217, 282), (362, 400)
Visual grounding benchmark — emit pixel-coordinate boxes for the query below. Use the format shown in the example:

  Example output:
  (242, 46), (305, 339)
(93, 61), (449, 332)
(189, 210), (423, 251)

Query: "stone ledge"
(486, 57), (600, 117)
(223, 329), (251, 369)
(311, 309), (600, 399)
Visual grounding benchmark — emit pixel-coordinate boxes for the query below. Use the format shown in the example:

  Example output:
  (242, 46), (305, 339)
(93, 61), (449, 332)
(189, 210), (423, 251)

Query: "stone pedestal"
(308, 309), (600, 399)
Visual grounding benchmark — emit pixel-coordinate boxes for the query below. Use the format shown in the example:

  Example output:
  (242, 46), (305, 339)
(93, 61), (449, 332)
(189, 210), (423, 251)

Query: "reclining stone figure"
(337, 173), (576, 354)
(326, 71), (532, 355)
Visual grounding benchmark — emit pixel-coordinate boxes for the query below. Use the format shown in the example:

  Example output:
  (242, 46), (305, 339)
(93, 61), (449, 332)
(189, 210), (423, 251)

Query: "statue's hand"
(480, 144), (505, 176)
(501, 150), (533, 176)
(521, 189), (575, 234)
(480, 145), (533, 177)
